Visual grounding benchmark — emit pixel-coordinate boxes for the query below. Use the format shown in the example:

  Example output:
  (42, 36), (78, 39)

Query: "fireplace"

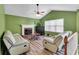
(24, 28), (32, 35)
(21, 24), (35, 35)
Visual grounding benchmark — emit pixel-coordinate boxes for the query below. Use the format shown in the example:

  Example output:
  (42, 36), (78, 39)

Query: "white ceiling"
(4, 4), (79, 19)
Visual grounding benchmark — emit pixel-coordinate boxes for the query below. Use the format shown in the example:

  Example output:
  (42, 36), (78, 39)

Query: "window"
(45, 18), (64, 33)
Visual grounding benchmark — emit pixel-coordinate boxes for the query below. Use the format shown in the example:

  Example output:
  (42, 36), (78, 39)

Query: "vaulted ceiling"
(4, 4), (79, 19)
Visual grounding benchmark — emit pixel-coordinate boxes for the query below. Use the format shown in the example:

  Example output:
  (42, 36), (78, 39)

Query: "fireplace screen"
(24, 28), (32, 35)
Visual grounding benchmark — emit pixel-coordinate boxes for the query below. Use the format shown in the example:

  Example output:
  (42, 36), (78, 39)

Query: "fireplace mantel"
(21, 24), (35, 35)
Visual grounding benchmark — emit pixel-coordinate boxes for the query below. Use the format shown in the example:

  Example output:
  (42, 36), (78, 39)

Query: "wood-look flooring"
(25, 38), (54, 55)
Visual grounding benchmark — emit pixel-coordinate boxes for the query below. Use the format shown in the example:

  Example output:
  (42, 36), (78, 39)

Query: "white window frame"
(45, 18), (64, 33)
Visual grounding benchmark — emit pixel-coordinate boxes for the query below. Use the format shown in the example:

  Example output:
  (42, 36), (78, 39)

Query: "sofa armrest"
(3, 38), (12, 50)
(43, 40), (58, 53)
(9, 42), (30, 55)
(13, 41), (30, 47)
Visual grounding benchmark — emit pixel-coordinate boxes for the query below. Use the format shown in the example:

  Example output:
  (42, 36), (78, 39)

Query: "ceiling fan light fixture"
(37, 11), (40, 14)
(36, 13), (41, 17)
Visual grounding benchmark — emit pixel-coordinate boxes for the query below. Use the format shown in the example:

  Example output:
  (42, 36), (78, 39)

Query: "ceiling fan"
(34, 4), (45, 15)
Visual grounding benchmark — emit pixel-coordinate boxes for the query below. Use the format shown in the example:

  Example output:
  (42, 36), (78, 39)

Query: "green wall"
(0, 5), (5, 48)
(77, 10), (79, 43)
(40, 11), (76, 32)
(77, 10), (79, 32)
(5, 15), (39, 34)
(0, 5), (5, 37)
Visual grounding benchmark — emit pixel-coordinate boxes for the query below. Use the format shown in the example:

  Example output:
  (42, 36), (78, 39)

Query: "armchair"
(43, 31), (72, 53)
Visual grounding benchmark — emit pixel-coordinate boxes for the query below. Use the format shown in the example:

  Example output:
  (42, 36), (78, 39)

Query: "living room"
(0, 4), (79, 55)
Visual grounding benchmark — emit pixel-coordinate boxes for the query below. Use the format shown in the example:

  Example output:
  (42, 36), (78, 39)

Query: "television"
(35, 26), (45, 35)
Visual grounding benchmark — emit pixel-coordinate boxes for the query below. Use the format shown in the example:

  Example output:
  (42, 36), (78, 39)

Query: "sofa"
(3, 31), (30, 55)
(43, 31), (72, 53)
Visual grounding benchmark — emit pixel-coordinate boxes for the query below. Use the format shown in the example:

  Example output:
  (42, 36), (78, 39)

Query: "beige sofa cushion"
(13, 33), (29, 45)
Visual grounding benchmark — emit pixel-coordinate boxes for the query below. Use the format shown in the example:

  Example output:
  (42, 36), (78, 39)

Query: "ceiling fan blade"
(41, 11), (45, 13)
(39, 13), (44, 15)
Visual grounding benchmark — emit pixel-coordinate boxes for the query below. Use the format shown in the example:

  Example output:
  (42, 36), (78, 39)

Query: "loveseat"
(3, 31), (30, 55)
